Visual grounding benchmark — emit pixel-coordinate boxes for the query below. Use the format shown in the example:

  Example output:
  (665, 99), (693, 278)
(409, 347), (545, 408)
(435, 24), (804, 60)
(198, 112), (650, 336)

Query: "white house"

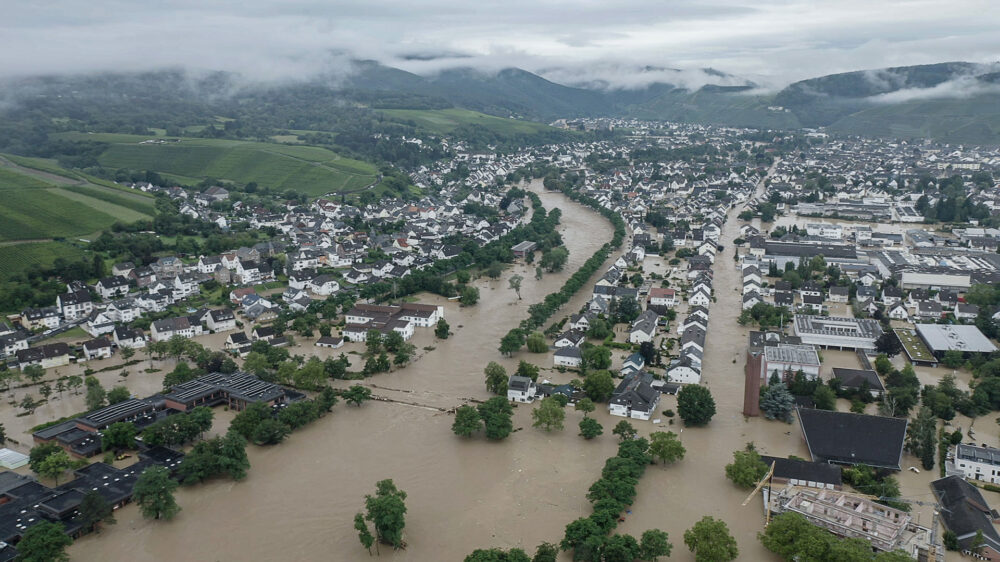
(96, 276), (130, 300)
(689, 288), (711, 307)
(82, 338), (113, 361)
(648, 288), (678, 308)
(666, 357), (702, 385)
(151, 316), (203, 342)
(953, 443), (1000, 484)
(57, 290), (93, 321)
(113, 326), (146, 349)
(608, 373), (661, 420)
(308, 275), (340, 296)
(507, 375), (537, 403)
(205, 309), (237, 332)
(628, 310), (658, 344)
(553, 346), (583, 368)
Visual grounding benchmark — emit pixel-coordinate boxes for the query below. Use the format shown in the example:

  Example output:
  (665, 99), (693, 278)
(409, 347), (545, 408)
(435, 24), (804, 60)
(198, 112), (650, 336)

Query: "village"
(1, 120), (1000, 560)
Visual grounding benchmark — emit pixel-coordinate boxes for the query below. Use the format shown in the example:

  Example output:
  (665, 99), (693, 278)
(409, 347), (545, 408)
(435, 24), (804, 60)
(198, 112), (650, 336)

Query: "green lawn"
(48, 133), (378, 197)
(894, 328), (936, 363)
(379, 108), (557, 135)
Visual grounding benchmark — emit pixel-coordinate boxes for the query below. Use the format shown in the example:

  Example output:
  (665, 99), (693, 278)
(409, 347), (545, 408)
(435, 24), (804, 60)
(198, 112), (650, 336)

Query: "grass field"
(0, 241), (85, 277)
(52, 133), (378, 197)
(3, 153), (158, 198)
(895, 328), (936, 364)
(379, 108), (557, 135)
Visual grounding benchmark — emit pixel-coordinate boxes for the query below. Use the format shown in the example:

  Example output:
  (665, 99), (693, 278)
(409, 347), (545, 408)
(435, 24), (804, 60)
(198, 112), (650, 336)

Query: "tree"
(178, 431), (250, 484)
(85, 377), (107, 410)
(102, 422), (137, 452)
(515, 360), (540, 382)
(760, 383), (795, 422)
(487, 261), (504, 279)
(684, 516), (738, 562)
(384, 331), (405, 353)
(79, 489), (116, 534)
(364, 479), (408, 548)
(602, 534), (641, 562)
(508, 274), (524, 300)
(942, 350), (965, 369)
(435, 318), (450, 339)
(649, 431), (685, 464)
(532, 542), (559, 562)
(532, 397), (566, 431)
(484, 361), (508, 395)
(252, 418), (291, 445)
(133, 465), (180, 520)
(465, 548), (531, 562)
(23, 364), (44, 384)
(677, 385), (716, 426)
(583, 370), (615, 402)
(874, 354), (893, 376)
(461, 285), (480, 306)
(28, 442), (61, 474)
(906, 405), (938, 471)
(579, 417), (603, 439)
(355, 512), (376, 555)
(612, 420), (637, 441)
(37, 450), (73, 485)
(526, 332), (548, 353)
(477, 396), (514, 440)
(230, 402), (271, 440)
(575, 397), (596, 417)
(0, 423), (5, 446)
(640, 529), (672, 561)
(19, 394), (39, 415)
(14, 521), (71, 562)
(540, 247), (569, 272)
(452, 405), (483, 437)
(39, 383), (52, 402)
(875, 331), (902, 357)
(500, 329), (526, 356)
(344, 385), (372, 406)
(812, 385), (836, 410)
(725, 444), (768, 488)
(106, 385), (130, 405)
(582, 346), (612, 370)
(561, 517), (604, 557)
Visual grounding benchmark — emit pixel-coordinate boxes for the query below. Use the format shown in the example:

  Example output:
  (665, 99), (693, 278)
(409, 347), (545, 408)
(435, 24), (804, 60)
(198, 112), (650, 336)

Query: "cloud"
(0, 0), (998, 90)
(870, 74), (1000, 103)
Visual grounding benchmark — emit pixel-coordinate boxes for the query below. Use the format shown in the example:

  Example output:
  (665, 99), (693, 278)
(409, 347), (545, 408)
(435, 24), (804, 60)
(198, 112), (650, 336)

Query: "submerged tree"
(364, 479), (408, 549)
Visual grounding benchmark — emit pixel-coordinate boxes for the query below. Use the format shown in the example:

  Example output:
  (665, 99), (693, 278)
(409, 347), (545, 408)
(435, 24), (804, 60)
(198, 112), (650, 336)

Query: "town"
(2, 117), (1000, 561)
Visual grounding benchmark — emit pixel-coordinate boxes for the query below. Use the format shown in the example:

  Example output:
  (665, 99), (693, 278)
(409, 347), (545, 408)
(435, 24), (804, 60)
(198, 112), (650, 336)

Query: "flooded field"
(57, 180), (959, 560)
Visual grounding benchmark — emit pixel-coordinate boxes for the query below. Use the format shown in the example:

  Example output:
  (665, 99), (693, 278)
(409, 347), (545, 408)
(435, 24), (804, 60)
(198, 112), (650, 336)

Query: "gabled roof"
(932, 475), (1000, 552)
(797, 408), (907, 470)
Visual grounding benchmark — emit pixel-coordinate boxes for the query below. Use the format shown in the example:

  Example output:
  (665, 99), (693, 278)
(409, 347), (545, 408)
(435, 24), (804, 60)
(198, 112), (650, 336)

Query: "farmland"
(0, 241), (85, 279)
(53, 133), (379, 197)
(379, 108), (558, 135)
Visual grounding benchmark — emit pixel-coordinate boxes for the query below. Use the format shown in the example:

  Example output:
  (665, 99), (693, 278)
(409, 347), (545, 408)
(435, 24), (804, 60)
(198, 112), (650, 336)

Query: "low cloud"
(870, 75), (1000, 103)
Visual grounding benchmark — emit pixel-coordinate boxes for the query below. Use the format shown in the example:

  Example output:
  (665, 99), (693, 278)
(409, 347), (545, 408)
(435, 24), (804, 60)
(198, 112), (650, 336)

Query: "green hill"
(378, 108), (559, 135)
(55, 134), (379, 196)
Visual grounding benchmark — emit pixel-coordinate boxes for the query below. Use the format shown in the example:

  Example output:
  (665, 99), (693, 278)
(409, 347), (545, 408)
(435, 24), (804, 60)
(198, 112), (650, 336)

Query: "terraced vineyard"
(53, 133), (379, 197)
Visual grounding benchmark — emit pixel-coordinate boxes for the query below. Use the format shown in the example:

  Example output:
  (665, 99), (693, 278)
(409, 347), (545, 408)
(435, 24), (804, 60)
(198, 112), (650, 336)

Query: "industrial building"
(914, 323), (998, 358)
(793, 315), (883, 351)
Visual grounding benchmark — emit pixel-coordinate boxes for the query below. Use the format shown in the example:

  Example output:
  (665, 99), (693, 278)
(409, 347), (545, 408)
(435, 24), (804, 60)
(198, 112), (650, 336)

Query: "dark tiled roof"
(798, 408), (907, 469)
(760, 456), (842, 487)
(932, 475), (1000, 552)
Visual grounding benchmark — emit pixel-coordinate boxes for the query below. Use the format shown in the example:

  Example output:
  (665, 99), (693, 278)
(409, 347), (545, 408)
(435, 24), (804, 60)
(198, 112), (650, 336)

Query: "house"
(621, 352), (645, 374)
(569, 312), (595, 332)
(315, 336), (344, 349)
(15, 343), (71, 369)
(82, 338), (113, 361)
(881, 286), (903, 306)
(774, 290), (795, 309)
(96, 276), (131, 300)
(308, 275), (340, 296)
(955, 303), (980, 321)
(150, 317), (203, 342)
(21, 307), (60, 330)
(0, 331), (29, 359)
(113, 326), (146, 349)
(648, 288), (678, 308)
(666, 356), (701, 385)
(887, 302), (909, 321)
(225, 332), (251, 351)
(252, 326), (276, 342)
(507, 375), (537, 403)
(628, 310), (658, 344)
(952, 443), (1000, 485)
(759, 456), (843, 490)
(511, 241), (537, 259)
(931, 476), (1000, 558)
(553, 346), (583, 368)
(688, 287), (711, 307)
(554, 330), (586, 349)
(801, 293), (824, 314)
(830, 368), (884, 399)
(828, 286), (849, 303)
(797, 408), (907, 470)
(915, 300), (943, 321)
(204, 309), (237, 332)
(57, 290), (93, 320)
(742, 291), (762, 310)
(608, 372), (661, 421)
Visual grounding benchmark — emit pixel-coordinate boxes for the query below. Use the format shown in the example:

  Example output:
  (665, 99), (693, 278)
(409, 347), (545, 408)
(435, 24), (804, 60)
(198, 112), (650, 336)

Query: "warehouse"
(915, 324), (998, 358)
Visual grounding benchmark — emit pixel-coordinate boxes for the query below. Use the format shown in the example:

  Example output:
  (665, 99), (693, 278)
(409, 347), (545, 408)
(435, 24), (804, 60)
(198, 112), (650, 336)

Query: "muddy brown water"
(56, 179), (955, 560)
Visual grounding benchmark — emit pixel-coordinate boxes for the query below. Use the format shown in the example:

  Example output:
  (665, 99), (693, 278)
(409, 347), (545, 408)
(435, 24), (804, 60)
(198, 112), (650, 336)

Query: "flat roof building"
(915, 324), (998, 357)
(793, 315), (883, 351)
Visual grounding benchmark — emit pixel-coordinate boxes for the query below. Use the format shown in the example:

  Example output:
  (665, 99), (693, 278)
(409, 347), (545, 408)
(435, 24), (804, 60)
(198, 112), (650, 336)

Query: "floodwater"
(59, 178), (950, 561)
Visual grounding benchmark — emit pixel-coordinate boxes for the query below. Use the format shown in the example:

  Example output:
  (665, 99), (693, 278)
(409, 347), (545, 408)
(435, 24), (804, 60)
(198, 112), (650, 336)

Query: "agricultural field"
(379, 108), (557, 135)
(0, 241), (85, 278)
(53, 133), (379, 197)
(0, 166), (153, 242)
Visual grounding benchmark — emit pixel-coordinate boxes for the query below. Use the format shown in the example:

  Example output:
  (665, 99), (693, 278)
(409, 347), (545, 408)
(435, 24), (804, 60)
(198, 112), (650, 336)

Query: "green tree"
(942, 350), (964, 369)
(532, 397), (566, 432)
(725, 444), (769, 488)
(22, 364), (44, 384)
(582, 346), (612, 370)
(532, 542), (559, 562)
(583, 370), (615, 402)
(355, 512), (376, 555)
(515, 360), (540, 382)
(477, 397), (514, 440)
(344, 385), (373, 406)
(28, 442), (61, 474)
(364, 479), (408, 549)
(484, 361), (508, 395)
(649, 431), (685, 464)
(540, 247), (569, 272)
(230, 402), (271, 440)
(575, 397), (596, 416)
(461, 285), (480, 306)
(602, 534), (641, 562)
(500, 329), (526, 356)
(684, 516), (738, 562)
(612, 420), (637, 441)
(640, 529), (672, 560)
(906, 405), (938, 471)
(252, 418), (291, 445)
(812, 385), (837, 410)
(435, 318), (450, 339)
(78, 489), (116, 534)
(85, 377), (107, 410)
(486, 262), (504, 279)
(452, 405), (483, 437)
(760, 383), (795, 422)
(677, 385), (716, 426)
(133, 465), (180, 520)
(102, 422), (137, 452)
(106, 385), (130, 405)
(14, 521), (72, 562)
(508, 274), (524, 300)
(178, 431), (250, 484)
(37, 450), (73, 485)
(526, 332), (548, 353)
(579, 417), (603, 439)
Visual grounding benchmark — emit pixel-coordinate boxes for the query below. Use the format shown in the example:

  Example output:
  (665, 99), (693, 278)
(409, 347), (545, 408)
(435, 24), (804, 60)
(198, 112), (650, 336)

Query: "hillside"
(377, 108), (560, 135)
(51, 133), (379, 197)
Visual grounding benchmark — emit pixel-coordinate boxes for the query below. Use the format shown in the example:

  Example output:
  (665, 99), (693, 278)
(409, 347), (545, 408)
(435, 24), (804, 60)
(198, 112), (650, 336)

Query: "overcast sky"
(2, 0), (999, 88)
